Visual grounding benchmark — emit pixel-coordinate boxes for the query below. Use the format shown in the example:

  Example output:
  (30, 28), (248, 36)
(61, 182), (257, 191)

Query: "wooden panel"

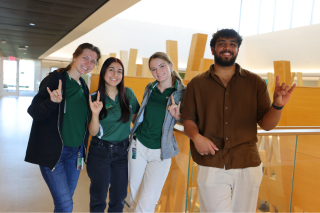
(135, 64), (142, 77)
(89, 74), (100, 94)
(158, 131), (191, 212)
(285, 87), (320, 126)
(166, 40), (179, 71)
(291, 145), (320, 212)
(128, 49), (138, 76)
(142, 58), (153, 78)
(273, 61), (292, 85)
(291, 72), (296, 85)
(297, 72), (303, 86)
(199, 58), (213, 72)
(184, 33), (208, 80)
(96, 54), (109, 74)
(267, 72), (274, 102)
(109, 53), (116, 58)
(120, 50), (129, 76)
(124, 77), (153, 103)
(273, 61), (292, 126)
(188, 58), (213, 79)
(183, 79), (190, 86)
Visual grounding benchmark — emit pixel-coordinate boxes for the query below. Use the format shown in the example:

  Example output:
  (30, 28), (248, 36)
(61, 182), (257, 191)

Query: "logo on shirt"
(105, 103), (113, 109)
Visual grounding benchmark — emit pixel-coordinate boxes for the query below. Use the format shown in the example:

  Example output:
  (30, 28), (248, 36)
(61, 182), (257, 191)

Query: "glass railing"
(124, 125), (320, 212)
(179, 125), (320, 213)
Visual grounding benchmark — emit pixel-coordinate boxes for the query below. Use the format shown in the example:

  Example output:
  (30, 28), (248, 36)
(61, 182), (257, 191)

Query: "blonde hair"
(148, 52), (182, 83)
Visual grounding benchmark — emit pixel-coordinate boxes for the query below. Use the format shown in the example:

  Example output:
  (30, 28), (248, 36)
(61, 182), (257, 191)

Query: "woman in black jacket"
(25, 43), (101, 213)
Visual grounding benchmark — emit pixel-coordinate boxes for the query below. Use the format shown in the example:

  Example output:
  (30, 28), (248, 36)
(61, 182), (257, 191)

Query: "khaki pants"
(197, 163), (263, 212)
(128, 138), (171, 213)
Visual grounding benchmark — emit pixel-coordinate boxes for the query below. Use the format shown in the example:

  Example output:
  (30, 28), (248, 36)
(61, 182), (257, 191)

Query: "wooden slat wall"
(184, 33), (208, 80)
(128, 49), (138, 76)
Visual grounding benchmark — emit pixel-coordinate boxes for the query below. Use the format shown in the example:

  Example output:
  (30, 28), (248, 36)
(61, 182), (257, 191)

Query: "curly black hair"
(210, 29), (243, 48)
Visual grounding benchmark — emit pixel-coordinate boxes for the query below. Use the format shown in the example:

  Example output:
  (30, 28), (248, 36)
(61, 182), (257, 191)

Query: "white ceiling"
(45, 0), (243, 70)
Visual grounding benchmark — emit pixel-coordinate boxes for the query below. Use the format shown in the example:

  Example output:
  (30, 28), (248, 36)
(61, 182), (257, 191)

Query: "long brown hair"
(97, 57), (130, 123)
(148, 52), (182, 84)
(57, 43), (101, 73)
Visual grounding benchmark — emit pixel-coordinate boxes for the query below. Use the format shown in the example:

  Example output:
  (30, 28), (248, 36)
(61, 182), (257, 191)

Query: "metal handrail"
(174, 124), (320, 136)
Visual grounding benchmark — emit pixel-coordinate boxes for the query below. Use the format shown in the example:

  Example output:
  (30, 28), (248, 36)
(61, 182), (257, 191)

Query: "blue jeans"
(40, 144), (83, 213)
(86, 136), (129, 212)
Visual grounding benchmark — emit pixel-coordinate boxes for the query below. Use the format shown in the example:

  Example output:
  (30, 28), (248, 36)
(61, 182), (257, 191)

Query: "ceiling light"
(1, 40), (6, 44)
(29, 23), (35, 26)
(25, 46), (28, 48)
(19, 46), (27, 50)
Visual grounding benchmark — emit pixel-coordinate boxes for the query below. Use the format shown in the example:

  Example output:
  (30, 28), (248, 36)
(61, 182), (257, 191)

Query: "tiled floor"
(0, 96), (129, 212)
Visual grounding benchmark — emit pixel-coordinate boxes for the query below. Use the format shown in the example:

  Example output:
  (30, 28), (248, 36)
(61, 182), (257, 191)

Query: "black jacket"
(25, 70), (90, 170)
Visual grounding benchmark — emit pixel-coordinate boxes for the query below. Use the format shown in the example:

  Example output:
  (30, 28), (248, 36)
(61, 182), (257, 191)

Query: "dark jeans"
(87, 136), (129, 212)
(40, 144), (83, 213)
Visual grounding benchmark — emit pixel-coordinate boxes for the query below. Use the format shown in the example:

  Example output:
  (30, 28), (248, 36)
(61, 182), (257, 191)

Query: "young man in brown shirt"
(182, 29), (296, 212)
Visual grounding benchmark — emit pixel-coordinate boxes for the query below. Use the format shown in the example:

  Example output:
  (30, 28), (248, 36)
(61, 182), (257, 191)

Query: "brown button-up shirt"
(182, 63), (271, 169)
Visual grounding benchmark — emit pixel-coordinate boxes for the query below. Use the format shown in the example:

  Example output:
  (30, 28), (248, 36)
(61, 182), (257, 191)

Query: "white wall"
(41, 60), (70, 81)
(237, 23), (320, 75)
(34, 60), (42, 92)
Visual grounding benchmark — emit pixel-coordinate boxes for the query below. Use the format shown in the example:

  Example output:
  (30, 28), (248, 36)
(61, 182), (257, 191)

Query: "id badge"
(132, 148), (136, 159)
(77, 153), (83, 170)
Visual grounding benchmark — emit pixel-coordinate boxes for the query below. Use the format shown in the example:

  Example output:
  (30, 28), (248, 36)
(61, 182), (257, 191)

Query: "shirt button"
(226, 138), (229, 140)
(226, 107), (228, 110)
(226, 122), (228, 124)
(226, 93), (228, 95)
(110, 145), (113, 147)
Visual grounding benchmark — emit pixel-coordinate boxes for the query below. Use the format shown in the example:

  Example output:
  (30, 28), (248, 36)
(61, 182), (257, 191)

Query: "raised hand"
(47, 80), (63, 103)
(273, 75), (296, 107)
(89, 91), (103, 116)
(167, 95), (181, 120)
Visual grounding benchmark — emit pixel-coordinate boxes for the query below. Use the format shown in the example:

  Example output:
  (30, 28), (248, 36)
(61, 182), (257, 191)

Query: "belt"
(92, 136), (129, 148)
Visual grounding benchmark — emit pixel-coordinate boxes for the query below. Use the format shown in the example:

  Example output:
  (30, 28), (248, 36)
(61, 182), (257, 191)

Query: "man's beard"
(214, 50), (238, 66)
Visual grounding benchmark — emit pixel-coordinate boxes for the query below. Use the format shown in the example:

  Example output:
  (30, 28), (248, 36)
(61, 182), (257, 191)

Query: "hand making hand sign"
(167, 95), (181, 120)
(89, 91), (103, 116)
(47, 80), (63, 103)
(273, 75), (296, 108)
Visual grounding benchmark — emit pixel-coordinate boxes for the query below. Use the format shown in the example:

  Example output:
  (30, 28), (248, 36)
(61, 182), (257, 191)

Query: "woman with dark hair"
(86, 57), (139, 212)
(25, 43), (101, 212)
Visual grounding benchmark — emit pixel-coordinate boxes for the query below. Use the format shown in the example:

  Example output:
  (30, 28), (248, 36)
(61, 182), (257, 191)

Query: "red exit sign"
(8, 56), (15, 61)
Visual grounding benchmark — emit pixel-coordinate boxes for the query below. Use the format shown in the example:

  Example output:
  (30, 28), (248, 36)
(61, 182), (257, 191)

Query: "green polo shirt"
(136, 80), (177, 149)
(91, 87), (139, 142)
(62, 72), (88, 147)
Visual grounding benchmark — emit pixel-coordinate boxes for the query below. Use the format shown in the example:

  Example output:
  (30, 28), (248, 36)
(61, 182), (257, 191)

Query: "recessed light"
(19, 46), (27, 50)
(24, 53), (26, 54)
(1, 40), (6, 44)
(25, 46), (28, 48)
(30, 23), (35, 26)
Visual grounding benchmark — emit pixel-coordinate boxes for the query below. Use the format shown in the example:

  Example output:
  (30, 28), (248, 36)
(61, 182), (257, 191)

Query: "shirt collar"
(205, 63), (246, 78)
(149, 79), (178, 90)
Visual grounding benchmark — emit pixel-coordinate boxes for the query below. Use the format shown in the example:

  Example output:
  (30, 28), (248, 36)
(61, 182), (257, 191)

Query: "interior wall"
(237, 23), (320, 74)
(34, 60), (42, 92)
(41, 60), (70, 81)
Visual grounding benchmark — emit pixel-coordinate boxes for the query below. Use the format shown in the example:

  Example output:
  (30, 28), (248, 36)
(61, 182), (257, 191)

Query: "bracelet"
(272, 103), (284, 110)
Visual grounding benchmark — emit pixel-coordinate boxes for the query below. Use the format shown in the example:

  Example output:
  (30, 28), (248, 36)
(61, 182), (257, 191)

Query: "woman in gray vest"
(128, 52), (186, 212)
